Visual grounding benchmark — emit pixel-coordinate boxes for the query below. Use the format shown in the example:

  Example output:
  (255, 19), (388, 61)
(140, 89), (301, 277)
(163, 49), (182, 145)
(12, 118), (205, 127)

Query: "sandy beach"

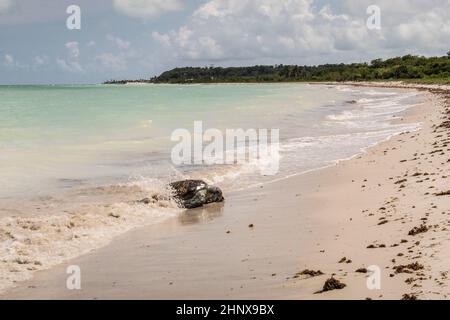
(1, 83), (449, 300)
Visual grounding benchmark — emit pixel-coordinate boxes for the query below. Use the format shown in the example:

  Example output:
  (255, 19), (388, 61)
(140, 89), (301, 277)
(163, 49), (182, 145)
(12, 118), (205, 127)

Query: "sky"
(0, 0), (449, 84)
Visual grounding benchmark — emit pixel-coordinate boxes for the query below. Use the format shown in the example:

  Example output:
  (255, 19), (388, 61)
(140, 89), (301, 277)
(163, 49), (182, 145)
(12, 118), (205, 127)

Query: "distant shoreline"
(103, 54), (450, 85)
(103, 79), (450, 86)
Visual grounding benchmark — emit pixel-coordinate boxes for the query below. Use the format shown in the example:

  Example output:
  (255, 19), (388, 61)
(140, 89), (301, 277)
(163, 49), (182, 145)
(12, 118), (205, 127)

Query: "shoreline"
(2, 82), (449, 300)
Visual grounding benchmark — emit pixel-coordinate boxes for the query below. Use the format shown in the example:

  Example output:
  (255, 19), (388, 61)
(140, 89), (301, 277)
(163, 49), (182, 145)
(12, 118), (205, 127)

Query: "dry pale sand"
(2, 83), (450, 300)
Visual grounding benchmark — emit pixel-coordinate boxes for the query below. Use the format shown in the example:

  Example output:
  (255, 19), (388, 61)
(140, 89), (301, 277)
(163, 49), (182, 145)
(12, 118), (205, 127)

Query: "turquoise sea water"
(0, 83), (423, 199)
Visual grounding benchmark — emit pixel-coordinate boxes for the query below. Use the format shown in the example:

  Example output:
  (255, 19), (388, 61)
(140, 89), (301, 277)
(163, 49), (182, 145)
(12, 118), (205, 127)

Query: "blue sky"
(0, 0), (449, 84)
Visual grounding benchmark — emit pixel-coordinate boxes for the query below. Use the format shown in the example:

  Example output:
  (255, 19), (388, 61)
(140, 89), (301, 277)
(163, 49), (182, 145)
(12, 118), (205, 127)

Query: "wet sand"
(2, 83), (450, 300)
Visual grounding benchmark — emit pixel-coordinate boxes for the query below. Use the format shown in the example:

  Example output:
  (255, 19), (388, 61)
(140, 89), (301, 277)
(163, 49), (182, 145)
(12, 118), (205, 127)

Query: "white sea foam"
(0, 182), (181, 293)
(364, 90), (399, 96)
(325, 91), (419, 130)
(336, 86), (360, 93)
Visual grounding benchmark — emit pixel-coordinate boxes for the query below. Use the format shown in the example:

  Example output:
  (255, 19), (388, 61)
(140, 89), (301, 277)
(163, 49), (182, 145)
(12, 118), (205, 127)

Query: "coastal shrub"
(105, 53), (450, 84)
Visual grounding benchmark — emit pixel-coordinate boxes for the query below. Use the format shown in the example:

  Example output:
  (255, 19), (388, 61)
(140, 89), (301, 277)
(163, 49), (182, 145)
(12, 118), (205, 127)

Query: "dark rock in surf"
(169, 180), (224, 209)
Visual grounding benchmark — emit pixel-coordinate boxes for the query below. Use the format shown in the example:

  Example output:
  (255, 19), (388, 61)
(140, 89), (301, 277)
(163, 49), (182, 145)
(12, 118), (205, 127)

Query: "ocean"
(0, 83), (423, 291)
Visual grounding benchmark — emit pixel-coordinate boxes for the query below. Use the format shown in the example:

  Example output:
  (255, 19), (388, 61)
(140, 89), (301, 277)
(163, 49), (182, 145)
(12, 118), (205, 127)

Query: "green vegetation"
(104, 54), (450, 85)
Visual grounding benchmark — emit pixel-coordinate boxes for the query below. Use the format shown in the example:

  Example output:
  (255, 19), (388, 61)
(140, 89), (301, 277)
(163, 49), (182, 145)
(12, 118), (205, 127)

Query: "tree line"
(104, 53), (450, 84)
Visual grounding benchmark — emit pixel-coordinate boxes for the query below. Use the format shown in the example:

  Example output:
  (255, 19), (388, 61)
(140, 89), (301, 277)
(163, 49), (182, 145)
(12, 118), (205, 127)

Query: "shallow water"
(0, 83), (422, 197)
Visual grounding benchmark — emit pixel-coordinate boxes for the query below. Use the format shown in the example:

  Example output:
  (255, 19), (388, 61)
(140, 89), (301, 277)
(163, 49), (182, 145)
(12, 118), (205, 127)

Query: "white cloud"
(0, 0), (13, 12)
(2, 53), (29, 69)
(66, 41), (80, 59)
(112, 0), (183, 18)
(95, 53), (127, 71)
(153, 0), (337, 61)
(33, 55), (47, 66)
(3, 54), (14, 67)
(57, 42), (84, 73)
(107, 35), (131, 50)
(165, 26), (224, 60)
(151, 0), (450, 65)
(57, 59), (83, 73)
(151, 31), (171, 46)
(96, 36), (135, 71)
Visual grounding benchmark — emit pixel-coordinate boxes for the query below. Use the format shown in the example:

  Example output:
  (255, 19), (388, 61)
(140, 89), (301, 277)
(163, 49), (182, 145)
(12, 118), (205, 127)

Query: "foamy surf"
(0, 182), (182, 293)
